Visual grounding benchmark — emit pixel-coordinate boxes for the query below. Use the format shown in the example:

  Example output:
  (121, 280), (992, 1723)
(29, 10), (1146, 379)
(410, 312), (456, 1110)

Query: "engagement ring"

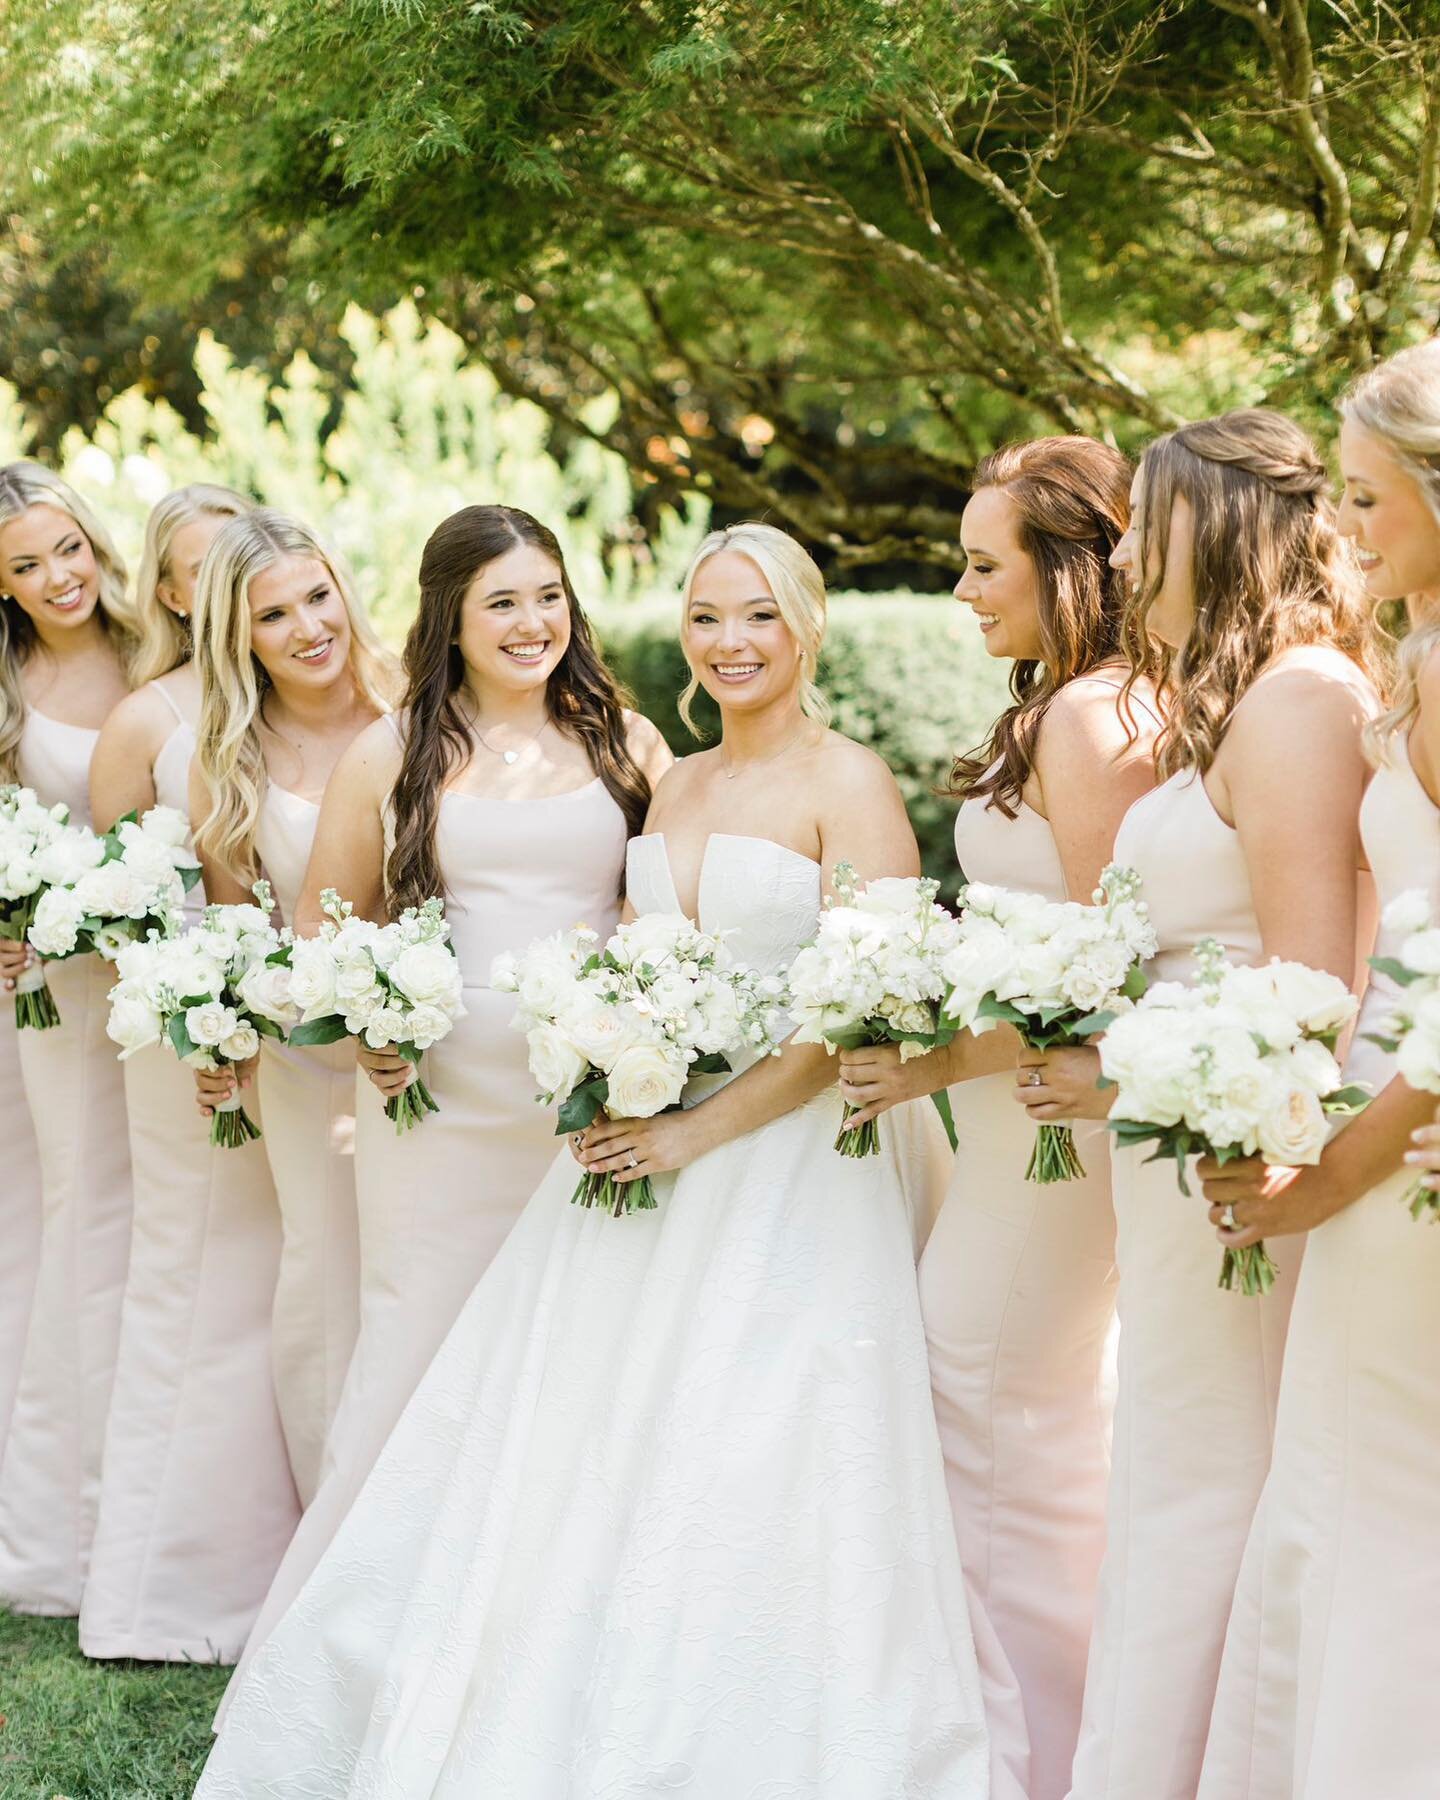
(1025, 1069), (1043, 1088)
(628, 1151), (639, 1170)
(1221, 1204), (1238, 1232)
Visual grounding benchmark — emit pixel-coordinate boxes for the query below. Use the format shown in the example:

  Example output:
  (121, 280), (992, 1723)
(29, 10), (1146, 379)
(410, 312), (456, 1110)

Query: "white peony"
(388, 941), (463, 1011)
(28, 885), (88, 956)
(138, 805), (192, 849)
(605, 1041), (689, 1117)
(74, 861), (152, 920)
(33, 829), (104, 887)
(403, 1003), (454, 1050)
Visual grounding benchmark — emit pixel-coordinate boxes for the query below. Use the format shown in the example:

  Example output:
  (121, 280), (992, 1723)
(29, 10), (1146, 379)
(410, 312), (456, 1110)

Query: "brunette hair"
(1124, 409), (1381, 779)
(950, 436), (1138, 812)
(386, 505), (651, 912)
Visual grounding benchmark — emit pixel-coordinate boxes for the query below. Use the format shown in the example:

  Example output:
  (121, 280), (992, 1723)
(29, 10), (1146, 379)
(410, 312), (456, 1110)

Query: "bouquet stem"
(1404, 1177), (1440, 1223)
(835, 1102), (880, 1157)
(385, 1075), (440, 1134)
(1027, 1121), (1086, 1184)
(210, 1096), (261, 1150)
(14, 961), (58, 1030)
(571, 1169), (657, 1217)
(1219, 1241), (1279, 1296)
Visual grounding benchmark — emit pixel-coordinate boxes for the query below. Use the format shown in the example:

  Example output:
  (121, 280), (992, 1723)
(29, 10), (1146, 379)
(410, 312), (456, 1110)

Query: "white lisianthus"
(106, 990), (164, 1059)
(606, 1042), (688, 1117)
(91, 920), (138, 961)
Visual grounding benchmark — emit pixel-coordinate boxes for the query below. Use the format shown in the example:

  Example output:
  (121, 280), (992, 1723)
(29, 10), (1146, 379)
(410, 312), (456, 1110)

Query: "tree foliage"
(4, 0), (1439, 563)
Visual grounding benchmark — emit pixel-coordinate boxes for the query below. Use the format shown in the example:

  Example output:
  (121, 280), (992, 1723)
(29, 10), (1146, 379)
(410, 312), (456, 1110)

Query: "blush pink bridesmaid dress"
(0, 970), (42, 1457)
(920, 770), (1117, 1800)
(0, 708), (133, 1614)
(221, 748), (629, 1707)
(1196, 742), (1440, 1800)
(252, 780), (361, 1507)
(1066, 764), (1294, 1800)
(78, 683), (300, 1662)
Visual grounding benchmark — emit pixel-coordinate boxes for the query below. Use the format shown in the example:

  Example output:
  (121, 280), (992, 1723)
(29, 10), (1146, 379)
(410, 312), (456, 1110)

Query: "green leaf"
(930, 1086), (958, 1152)
(556, 1075), (608, 1134)
(1368, 956), (1422, 986)
(690, 1051), (731, 1075)
(167, 1014), (197, 1061)
(288, 1014), (350, 1047)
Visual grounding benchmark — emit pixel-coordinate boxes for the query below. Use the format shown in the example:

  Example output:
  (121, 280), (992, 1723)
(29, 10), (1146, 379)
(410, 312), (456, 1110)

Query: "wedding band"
(1221, 1204), (1238, 1232)
(1025, 1069), (1043, 1088)
(628, 1151), (639, 1170)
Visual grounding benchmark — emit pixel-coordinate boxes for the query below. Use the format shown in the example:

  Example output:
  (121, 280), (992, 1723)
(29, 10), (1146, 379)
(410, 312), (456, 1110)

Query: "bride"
(197, 522), (989, 1799)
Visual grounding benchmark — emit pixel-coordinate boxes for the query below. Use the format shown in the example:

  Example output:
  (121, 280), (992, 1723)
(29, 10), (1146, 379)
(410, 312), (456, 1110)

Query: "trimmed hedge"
(592, 595), (1011, 896)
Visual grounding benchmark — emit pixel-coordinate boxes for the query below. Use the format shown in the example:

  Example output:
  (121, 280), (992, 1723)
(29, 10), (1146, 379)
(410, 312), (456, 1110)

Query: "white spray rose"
(219, 1022), (261, 1062)
(186, 1001), (240, 1048)
(605, 1042), (689, 1117)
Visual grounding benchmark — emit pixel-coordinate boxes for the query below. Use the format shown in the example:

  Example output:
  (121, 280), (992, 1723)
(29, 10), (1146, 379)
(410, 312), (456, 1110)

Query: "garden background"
(2, 0), (1439, 1793)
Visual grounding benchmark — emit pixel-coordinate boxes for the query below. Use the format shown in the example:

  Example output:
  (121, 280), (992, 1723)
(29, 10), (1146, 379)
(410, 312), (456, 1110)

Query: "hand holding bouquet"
(787, 863), (962, 1157)
(1360, 889), (1440, 1219)
(106, 882), (297, 1147)
(942, 864), (1156, 1182)
(0, 784), (102, 1027)
(282, 889), (465, 1132)
(493, 911), (790, 1215)
(29, 803), (200, 969)
(1100, 938), (1365, 1293)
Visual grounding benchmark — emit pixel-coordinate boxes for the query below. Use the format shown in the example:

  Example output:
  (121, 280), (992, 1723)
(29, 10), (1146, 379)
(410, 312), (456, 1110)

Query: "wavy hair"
(131, 483), (253, 687)
(192, 508), (397, 883)
(386, 505), (651, 913)
(679, 522), (832, 735)
(0, 462), (139, 780)
(949, 436), (1139, 812)
(1123, 408), (1381, 779)
(1341, 340), (1440, 761)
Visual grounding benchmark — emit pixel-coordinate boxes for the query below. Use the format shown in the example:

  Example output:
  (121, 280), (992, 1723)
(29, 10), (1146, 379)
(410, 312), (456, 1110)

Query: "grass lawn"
(0, 1611), (226, 1799)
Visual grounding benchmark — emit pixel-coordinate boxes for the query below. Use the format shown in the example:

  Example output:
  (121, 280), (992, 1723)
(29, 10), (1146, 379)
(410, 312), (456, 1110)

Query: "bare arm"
(293, 721), (396, 935)
(89, 687), (169, 830)
(627, 711), (675, 792)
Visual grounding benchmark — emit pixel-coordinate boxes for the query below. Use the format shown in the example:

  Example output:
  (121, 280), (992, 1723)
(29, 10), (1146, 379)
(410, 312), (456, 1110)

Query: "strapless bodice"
(626, 833), (822, 978)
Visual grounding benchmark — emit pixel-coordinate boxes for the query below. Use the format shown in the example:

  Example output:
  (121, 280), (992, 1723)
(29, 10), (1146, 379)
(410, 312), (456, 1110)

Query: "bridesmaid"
(80, 485), (301, 1662)
(189, 507), (397, 1506)
(837, 437), (1160, 1800)
(1018, 410), (1381, 1800)
(0, 463), (137, 1614)
(1195, 342), (1440, 1800)
(223, 503), (670, 1699)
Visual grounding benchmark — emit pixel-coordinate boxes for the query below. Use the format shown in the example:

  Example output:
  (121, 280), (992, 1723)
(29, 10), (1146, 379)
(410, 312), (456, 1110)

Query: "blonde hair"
(1342, 340), (1440, 760)
(192, 508), (397, 883)
(0, 462), (139, 781)
(1123, 409), (1381, 778)
(131, 483), (253, 687)
(678, 521), (832, 735)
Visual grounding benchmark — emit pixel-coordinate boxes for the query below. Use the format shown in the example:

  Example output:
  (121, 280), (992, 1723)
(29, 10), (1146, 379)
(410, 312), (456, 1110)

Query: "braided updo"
(1123, 407), (1381, 777)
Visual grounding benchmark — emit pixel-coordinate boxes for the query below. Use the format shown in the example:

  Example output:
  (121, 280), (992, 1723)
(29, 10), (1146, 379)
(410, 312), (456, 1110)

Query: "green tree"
(5, 1), (1439, 562)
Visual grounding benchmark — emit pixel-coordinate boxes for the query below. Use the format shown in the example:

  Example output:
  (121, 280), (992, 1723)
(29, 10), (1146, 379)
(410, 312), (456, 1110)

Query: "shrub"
(592, 596), (1009, 894)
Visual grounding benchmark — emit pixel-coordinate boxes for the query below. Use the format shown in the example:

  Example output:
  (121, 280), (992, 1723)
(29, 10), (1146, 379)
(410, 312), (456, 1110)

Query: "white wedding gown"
(197, 833), (989, 1800)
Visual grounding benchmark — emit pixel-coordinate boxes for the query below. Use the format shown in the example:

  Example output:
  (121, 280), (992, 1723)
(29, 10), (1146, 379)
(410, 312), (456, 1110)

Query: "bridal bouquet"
(787, 863), (961, 1157)
(282, 889), (465, 1132)
(493, 912), (790, 1215)
(0, 784), (102, 1027)
(942, 865), (1156, 1182)
(29, 804), (200, 970)
(1360, 889), (1440, 1219)
(1100, 937), (1366, 1293)
(106, 883), (298, 1146)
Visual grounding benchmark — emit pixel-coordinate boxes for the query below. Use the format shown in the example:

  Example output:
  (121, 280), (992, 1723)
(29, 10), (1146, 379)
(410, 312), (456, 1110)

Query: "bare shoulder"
(334, 713), (404, 795)
(1233, 650), (1374, 748)
(1412, 638), (1440, 714)
(94, 683), (174, 759)
(622, 708), (674, 780)
(643, 745), (711, 819)
(816, 728), (903, 800)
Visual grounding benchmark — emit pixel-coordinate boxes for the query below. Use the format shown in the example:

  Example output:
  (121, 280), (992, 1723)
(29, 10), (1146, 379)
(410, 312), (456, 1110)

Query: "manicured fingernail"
(1405, 1151), (1427, 1164)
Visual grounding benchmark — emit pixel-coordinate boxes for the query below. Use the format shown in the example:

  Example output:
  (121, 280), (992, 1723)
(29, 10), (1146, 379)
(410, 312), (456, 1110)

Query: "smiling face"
(1338, 417), (1440, 604)
(455, 540), (572, 701)
(683, 550), (804, 714)
(0, 502), (103, 639)
(245, 553), (354, 693)
(1111, 469), (1197, 650)
(161, 514), (232, 619)
(953, 486), (1044, 663)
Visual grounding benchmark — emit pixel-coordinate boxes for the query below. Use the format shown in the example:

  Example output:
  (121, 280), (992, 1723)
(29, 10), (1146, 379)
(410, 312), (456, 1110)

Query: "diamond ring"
(1221, 1204), (1238, 1232)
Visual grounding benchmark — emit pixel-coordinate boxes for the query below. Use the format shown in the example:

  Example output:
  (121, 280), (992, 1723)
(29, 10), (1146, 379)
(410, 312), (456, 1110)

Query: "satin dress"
(1197, 742), (1440, 1800)
(920, 776), (1117, 1800)
(0, 708), (133, 1615)
(79, 683), (299, 1661)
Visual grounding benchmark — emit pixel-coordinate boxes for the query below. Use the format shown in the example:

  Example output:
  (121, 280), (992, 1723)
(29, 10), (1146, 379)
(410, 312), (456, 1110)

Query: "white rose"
(287, 938), (339, 1018)
(186, 1001), (239, 1048)
(74, 861), (151, 920)
(564, 994), (645, 1066)
(106, 990), (164, 1060)
(1396, 1024), (1440, 1095)
(1256, 1085), (1329, 1165)
(528, 1024), (591, 1101)
(237, 960), (298, 1026)
(162, 941), (227, 1002)
(1259, 959), (1358, 1038)
(33, 829), (104, 886)
(1399, 930), (1440, 978)
(402, 1002), (454, 1050)
(28, 886), (88, 957)
(1383, 889), (1434, 938)
(388, 941), (463, 1011)
(138, 805), (192, 849)
(610, 911), (694, 970)
(1282, 1037), (1343, 1098)
(359, 1006), (407, 1049)
(605, 1042), (688, 1117)
(852, 877), (928, 917)
(219, 1022), (261, 1062)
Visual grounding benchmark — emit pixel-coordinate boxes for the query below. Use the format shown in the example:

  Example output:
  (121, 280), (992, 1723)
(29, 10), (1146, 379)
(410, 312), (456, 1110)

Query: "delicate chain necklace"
(719, 723), (816, 781)
(475, 716), (550, 767)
